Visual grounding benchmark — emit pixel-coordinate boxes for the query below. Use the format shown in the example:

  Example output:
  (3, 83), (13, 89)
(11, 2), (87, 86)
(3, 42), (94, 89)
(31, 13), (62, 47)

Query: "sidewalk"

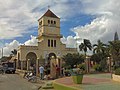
(16, 69), (54, 90)
(54, 73), (120, 90)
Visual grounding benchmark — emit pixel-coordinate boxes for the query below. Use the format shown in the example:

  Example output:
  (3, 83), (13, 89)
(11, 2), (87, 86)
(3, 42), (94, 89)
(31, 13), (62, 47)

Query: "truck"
(2, 62), (16, 74)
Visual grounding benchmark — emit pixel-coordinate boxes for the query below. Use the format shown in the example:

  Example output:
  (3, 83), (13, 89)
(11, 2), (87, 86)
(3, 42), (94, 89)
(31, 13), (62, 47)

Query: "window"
(51, 40), (53, 47)
(54, 21), (56, 24)
(51, 20), (53, 24)
(48, 20), (50, 24)
(48, 39), (50, 47)
(39, 21), (42, 25)
(54, 40), (56, 47)
(48, 39), (56, 47)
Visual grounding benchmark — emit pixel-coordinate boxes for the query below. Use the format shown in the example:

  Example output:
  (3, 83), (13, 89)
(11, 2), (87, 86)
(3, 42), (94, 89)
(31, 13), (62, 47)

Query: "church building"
(16, 9), (77, 76)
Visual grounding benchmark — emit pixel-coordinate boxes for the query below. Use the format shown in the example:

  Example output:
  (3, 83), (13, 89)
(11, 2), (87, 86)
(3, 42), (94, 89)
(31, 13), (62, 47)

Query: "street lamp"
(107, 56), (113, 79)
(107, 57), (111, 72)
(86, 56), (90, 73)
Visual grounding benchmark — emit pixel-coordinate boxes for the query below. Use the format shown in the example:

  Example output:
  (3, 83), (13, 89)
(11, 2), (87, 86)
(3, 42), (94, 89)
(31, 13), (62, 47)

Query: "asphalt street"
(0, 73), (40, 90)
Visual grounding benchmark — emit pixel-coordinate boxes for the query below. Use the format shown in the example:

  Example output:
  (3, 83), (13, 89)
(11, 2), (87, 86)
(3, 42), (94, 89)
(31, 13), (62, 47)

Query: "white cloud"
(0, 35), (37, 57)
(24, 35), (38, 46)
(61, 36), (76, 48)
(64, 0), (120, 46)
(0, 0), (82, 39)
(1, 40), (20, 57)
(0, 0), (120, 55)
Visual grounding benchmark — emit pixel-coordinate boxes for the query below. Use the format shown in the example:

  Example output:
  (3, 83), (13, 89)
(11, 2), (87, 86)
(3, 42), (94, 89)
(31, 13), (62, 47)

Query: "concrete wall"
(112, 74), (120, 82)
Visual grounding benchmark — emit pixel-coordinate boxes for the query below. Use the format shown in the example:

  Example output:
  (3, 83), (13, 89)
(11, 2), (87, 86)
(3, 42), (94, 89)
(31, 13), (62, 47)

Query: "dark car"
(2, 62), (16, 74)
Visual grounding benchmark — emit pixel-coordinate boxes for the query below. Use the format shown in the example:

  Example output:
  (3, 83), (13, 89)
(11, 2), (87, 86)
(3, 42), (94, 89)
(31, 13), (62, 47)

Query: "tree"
(62, 53), (84, 68)
(11, 49), (17, 56)
(92, 40), (108, 71)
(90, 54), (101, 64)
(79, 39), (92, 57)
(109, 40), (120, 68)
(93, 40), (107, 54)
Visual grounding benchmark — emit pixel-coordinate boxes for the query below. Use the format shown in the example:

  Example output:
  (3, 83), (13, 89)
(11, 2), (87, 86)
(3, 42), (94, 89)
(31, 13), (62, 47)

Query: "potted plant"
(72, 68), (84, 84)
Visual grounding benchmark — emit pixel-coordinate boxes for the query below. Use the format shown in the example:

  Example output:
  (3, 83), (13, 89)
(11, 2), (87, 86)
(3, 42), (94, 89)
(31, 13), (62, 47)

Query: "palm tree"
(93, 40), (107, 67)
(93, 40), (107, 54)
(79, 39), (92, 57)
(11, 49), (17, 56)
(109, 40), (120, 67)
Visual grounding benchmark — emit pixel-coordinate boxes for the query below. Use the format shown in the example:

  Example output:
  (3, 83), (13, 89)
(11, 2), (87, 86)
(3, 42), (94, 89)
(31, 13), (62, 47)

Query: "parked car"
(2, 62), (16, 74)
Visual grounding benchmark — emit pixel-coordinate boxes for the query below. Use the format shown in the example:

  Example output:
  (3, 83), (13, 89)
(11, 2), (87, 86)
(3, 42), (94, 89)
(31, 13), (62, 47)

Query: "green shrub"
(93, 64), (102, 72)
(115, 68), (120, 75)
(77, 64), (86, 70)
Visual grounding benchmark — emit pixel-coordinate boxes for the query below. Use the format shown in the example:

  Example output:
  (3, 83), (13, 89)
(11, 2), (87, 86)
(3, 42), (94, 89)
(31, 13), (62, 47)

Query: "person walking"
(39, 65), (44, 80)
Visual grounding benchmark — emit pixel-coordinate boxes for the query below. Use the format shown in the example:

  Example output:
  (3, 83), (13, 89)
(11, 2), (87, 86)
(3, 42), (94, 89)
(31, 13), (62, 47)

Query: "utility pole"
(1, 48), (3, 58)
(0, 40), (4, 58)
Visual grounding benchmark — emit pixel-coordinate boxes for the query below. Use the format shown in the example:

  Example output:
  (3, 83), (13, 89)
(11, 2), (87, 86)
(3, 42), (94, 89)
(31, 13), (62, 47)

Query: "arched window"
(51, 20), (53, 24)
(54, 21), (56, 24)
(48, 20), (50, 24)
(39, 21), (42, 25)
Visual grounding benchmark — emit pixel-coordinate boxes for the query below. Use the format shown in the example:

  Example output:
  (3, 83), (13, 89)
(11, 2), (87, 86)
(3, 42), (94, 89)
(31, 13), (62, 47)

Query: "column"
(50, 56), (56, 79)
(21, 61), (23, 70)
(16, 60), (18, 69)
(57, 56), (61, 76)
(36, 58), (39, 76)
(27, 59), (30, 71)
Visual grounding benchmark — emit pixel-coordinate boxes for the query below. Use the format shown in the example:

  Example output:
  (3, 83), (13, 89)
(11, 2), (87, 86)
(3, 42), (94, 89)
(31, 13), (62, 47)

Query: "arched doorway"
(26, 52), (37, 70)
(45, 53), (56, 75)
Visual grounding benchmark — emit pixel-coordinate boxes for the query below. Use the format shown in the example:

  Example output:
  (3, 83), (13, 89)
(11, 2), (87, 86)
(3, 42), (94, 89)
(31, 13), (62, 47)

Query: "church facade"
(16, 9), (77, 75)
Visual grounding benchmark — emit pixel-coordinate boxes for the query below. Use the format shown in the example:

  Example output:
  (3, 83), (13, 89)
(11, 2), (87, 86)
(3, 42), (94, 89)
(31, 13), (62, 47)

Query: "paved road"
(0, 74), (40, 90)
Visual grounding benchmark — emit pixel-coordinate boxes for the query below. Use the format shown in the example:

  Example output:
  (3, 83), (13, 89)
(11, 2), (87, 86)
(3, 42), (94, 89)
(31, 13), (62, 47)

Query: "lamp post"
(86, 56), (91, 73)
(107, 56), (113, 79)
(107, 57), (111, 72)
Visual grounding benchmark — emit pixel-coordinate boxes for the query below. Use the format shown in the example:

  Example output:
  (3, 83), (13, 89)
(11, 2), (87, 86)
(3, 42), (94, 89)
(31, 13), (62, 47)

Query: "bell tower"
(37, 9), (62, 42)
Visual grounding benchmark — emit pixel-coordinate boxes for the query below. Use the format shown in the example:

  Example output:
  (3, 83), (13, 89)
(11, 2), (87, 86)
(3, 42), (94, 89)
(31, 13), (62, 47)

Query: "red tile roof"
(42, 9), (59, 18)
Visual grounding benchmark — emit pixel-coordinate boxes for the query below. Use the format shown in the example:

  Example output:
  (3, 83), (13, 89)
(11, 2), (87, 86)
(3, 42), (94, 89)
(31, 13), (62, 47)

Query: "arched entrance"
(45, 53), (56, 75)
(26, 52), (37, 70)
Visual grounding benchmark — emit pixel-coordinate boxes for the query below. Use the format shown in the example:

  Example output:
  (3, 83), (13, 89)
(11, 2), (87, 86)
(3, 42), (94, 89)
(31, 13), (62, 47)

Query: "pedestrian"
(39, 65), (44, 80)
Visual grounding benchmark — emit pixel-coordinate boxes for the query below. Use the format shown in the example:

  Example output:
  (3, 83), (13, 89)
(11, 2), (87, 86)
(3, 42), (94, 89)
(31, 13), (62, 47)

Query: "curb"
(53, 79), (80, 90)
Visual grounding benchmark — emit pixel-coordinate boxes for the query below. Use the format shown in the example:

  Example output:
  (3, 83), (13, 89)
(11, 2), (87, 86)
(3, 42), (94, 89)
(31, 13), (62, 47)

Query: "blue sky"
(0, 0), (120, 56)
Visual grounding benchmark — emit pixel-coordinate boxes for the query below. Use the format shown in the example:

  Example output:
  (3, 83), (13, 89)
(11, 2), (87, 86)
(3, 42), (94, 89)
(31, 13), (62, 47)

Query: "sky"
(0, 0), (120, 57)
